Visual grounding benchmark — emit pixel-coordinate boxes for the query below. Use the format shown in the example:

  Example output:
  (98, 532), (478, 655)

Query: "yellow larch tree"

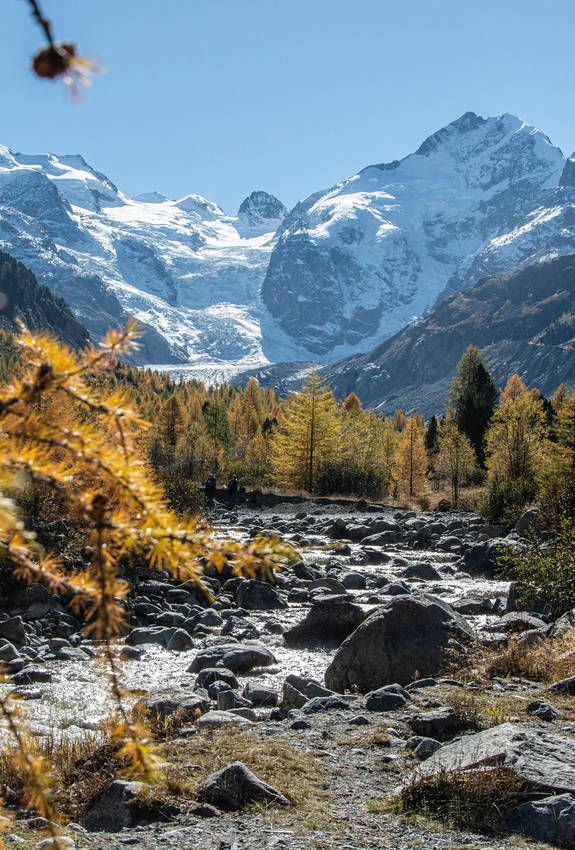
(272, 371), (341, 492)
(392, 416), (428, 497)
(436, 416), (477, 507)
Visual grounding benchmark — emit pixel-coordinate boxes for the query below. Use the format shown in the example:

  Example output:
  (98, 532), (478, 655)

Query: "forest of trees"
(1, 330), (573, 521)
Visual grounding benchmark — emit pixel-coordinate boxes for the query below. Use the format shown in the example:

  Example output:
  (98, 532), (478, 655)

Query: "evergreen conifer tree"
(448, 345), (497, 465)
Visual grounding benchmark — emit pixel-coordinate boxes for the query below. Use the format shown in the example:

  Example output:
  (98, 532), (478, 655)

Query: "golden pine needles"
(0, 321), (294, 836)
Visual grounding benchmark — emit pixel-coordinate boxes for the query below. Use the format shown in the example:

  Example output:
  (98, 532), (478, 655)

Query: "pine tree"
(436, 417), (476, 507)
(392, 416), (428, 497)
(272, 371), (341, 492)
(424, 414), (439, 455)
(448, 345), (497, 465)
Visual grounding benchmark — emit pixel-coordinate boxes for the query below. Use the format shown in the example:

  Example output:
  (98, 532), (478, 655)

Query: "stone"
(325, 594), (476, 692)
(515, 508), (547, 536)
(197, 711), (253, 728)
(195, 667), (239, 690)
(340, 571), (367, 589)
(549, 676), (575, 695)
(413, 723), (575, 795)
(507, 793), (575, 848)
(365, 686), (408, 712)
(134, 688), (208, 722)
(12, 666), (51, 685)
(301, 695), (354, 714)
(188, 643), (277, 674)
(290, 719), (312, 730)
(281, 674), (334, 710)
(0, 616), (26, 645)
(242, 683), (278, 707)
(198, 761), (289, 810)
(166, 629), (194, 652)
(235, 580), (287, 610)
(283, 598), (366, 648)
(349, 714), (370, 726)
(308, 577), (348, 595)
(405, 678), (438, 690)
(527, 700), (561, 721)
(84, 780), (144, 831)
(408, 707), (466, 739)
(403, 562), (441, 580)
(412, 737), (442, 760)
(126, 626), (172, 647)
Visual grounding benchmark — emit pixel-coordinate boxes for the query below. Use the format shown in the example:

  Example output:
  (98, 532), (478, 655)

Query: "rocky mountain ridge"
(319, 253), (575, 415)
(0, 250), (89, 349)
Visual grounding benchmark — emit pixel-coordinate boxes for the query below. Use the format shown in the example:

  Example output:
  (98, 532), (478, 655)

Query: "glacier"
(0, 112), (574, 379)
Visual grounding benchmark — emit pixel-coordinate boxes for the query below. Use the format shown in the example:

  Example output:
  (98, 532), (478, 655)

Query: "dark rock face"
(283, 598), (367, 647)
(198, 761), (290, 810)
(237, 191), (287, 227)
(324, 594), (476, 692)
(319, 254), (575, 416)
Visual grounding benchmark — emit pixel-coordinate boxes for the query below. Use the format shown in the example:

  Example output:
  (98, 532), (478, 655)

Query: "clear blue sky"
(2, 0), (574, 214)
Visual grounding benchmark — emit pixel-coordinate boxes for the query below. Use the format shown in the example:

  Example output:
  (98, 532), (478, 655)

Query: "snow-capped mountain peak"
(0, 112), (574, 382)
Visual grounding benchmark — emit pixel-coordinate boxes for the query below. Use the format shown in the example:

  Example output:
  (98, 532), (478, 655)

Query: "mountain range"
(0, 111), (574, 394)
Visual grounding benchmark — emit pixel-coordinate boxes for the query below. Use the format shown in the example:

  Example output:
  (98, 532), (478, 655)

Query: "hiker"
(204, 473), (216, 506)
(227, 474), (238, 499)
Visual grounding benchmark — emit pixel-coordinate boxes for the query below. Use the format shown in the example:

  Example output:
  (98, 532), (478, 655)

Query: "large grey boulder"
(324, 594), (475, 692)
(84, 780), (144, 831)
(508, 793), (575, 848)
(134, 687), (209, 722)
(413, 723), (575, 795)
(198, 761), (290, 809)
(188, 642), (277, 674)
(235, 580), (287, 610)
(283, 598), (367, 648)
(281, 674), (333, 711)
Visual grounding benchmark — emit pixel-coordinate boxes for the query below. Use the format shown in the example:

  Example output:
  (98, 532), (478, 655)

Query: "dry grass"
(0, 730), (119, 813)
(398, 765), (527, 834)
(455, 630), (575, 685)
(161, 726), (334, 829)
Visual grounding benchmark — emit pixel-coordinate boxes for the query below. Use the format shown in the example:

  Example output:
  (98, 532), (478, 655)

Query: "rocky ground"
(1, 494), (574, 850)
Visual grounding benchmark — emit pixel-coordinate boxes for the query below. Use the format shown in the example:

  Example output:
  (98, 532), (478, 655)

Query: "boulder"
(197, 710), (253, 729)
(166, 629), (194, 652)
(515, 509), (547, 536)
(0, 616), (26, 645)
(242, 683), (278, 707)
(84, 780), (144, 831)
(413, 723), (575, 795)
(283, 598), (367, 648)
(507, 793), (575, 848)
(403, 562), (442, 581)
(188, 643), (277, 674)
(324, 594), (475, 692)
(408, 707), (467, 739)
(198, 761), (290, 810)
(365, 686), (408, 712)
(195, 667), (239, 690)
(235, 580), (287, 611)
(527, 700), (562, 721)
(281, 674), (334, 711)
(301, 695), (354, 714)
(134, 687), (209, 722)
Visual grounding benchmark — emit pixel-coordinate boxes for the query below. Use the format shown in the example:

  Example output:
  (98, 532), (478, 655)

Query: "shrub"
(400, 766), (526, 833)
(498, 513), (575, 617)
(478, 473), (536, 522)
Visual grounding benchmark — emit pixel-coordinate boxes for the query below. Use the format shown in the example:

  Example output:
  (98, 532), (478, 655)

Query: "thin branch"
(25, 0), (54, 46)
